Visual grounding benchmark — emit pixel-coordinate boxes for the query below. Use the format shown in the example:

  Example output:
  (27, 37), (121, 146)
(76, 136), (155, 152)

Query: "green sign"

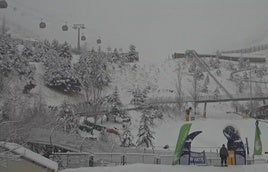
(173, 123), (192, 165)
(254, 121), (262, 155)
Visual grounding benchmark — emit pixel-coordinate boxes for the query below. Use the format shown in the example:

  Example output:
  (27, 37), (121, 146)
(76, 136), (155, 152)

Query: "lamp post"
(249, 68), (253, 117)
(73, 24), (85, 51)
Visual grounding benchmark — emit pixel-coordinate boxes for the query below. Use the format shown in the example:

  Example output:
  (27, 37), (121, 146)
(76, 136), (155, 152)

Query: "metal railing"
(51, 150), (267, 170)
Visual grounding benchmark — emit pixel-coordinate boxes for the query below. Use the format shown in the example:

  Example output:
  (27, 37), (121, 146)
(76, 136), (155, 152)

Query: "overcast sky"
(3, 0), (268, 62)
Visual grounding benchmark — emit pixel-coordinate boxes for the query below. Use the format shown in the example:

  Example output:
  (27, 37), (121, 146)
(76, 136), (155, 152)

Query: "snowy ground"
(61, 163), (268, 172)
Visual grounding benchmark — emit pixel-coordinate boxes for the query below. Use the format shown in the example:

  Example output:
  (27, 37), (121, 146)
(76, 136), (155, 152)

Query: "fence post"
(154, 155), (161, 164)
(121, 154), (126, 165)
(89, 155), (94, 167)
(66, 154), (69, 168)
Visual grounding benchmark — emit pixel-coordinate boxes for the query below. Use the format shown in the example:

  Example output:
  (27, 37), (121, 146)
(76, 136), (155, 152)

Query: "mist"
(2, 0), (268, 62)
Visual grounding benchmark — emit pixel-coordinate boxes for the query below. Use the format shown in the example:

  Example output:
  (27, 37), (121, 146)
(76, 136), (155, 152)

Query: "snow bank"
(61, 163), (268, 172)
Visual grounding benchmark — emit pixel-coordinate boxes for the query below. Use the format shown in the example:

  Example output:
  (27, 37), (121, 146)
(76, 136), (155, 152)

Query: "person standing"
(185, 107), (192, 121)
(220, 144), (229, 166)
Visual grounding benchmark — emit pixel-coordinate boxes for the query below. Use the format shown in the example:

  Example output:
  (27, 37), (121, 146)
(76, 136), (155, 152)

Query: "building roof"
(0, 141), (58, 171)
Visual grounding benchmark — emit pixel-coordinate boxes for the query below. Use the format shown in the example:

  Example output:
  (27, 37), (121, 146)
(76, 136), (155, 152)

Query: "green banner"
(172, 123), (192, 165)
(254, 123), (262, 155)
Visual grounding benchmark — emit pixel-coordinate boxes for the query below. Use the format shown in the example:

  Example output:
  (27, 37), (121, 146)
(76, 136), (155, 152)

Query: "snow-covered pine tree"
(201, 79), (208, 93)
(43, 39), (51, 52)
(243, 71), (249, 80)
(32, 43), (45, 62)
(216, 69), (221, 76)
(214, 56), (220, 69)
(238, 56), (246, 70)
(57, 101), (78, 133)
(51, 39), (60, 51)
(209, 57), (215, 68)
(130, 86), (147, 107)
(127, 44), (139, 62)
(21, 46), (34, 60)
(44, 49), (81, 93)
(74, 50), (111, 123)
(58, 41), (72, 63)
(256, 68), (264, 78)
(213, 86), (220, 99)
(205, 74), (210, 84)
(237, 79), (244, 93)
(254, 83), (264, 97)
(108, 86), (128, 121)
(111, 48), (121, 63)
(136, 109), (155, 149)
(121, 123), (134, 147)
(75, 50), (111, 102)
(188, 60), (197, 73)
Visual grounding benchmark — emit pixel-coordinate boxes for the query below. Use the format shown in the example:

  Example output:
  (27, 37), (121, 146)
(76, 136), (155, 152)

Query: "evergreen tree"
(21, 46), (34, 60)
(238, 56), (246, 70)
(213, 87), (220, 99)
(32, 44), (45, 62)
(188, 60), (196, 73)
(121, 123), (134, 147)
(216, 69), (221, 76)
(130, 87), (148, 107)
(243, 71), (249, 80)
(43, 39), (51, 52)
(214, 56), (220, 69)
(51, 39), (60, 51)
(136, 109), (155, 149)
(237, 79), (244, 93)
(201, 79), (208, 93)
(57, 101), (78, 133)
(127, 44), (139, 62)
(59, 41), (72, 62)
(205, 74), (210, 84)
(44, 49), (81, 93)
(75, 50), (111, 102)
(108, 86), (128, 121)
(254, 84), (264, 97)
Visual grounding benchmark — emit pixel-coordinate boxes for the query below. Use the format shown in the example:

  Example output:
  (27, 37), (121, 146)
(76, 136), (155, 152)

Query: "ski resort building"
(0, 142), (58, 172)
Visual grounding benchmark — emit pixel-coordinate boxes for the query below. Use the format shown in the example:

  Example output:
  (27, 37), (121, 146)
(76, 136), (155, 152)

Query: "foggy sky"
(3, 0), (268, 62)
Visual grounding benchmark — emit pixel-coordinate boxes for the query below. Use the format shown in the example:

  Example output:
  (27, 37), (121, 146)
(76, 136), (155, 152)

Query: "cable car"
(62, 22), (68, 31)
(0, 0), (8, 8)
(81, 35), (86, 41)
(39, 21), (46, 29)
(62, 25), (68, 31)
(97, 38), (101, 44)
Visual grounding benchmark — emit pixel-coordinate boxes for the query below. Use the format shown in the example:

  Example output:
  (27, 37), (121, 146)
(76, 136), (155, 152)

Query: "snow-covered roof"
(0, 141), (58, 171)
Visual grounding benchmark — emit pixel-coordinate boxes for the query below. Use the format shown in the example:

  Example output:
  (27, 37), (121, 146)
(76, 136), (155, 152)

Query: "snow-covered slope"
(61, 163), (268, 172)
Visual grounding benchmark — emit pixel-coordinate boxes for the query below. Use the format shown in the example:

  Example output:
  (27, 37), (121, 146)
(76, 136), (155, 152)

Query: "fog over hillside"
(3, 0), (268, 62)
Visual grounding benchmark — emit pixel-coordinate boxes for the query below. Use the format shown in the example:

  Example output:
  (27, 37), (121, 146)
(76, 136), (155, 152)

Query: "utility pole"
(73, 24), (85, 51)
(193, 71), (197, 117)
(249, 68), (253, 117)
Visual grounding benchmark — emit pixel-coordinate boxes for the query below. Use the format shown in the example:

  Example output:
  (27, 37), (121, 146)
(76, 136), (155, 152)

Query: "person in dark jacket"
(220, 144), (229, 166)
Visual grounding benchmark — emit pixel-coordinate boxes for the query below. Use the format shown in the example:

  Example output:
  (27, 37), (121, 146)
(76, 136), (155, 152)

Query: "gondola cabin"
(81, 35), (86, 41)
(0, 0), (8, 8)
(39, 22), (46, 29)
(62, 24), (68, 31)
